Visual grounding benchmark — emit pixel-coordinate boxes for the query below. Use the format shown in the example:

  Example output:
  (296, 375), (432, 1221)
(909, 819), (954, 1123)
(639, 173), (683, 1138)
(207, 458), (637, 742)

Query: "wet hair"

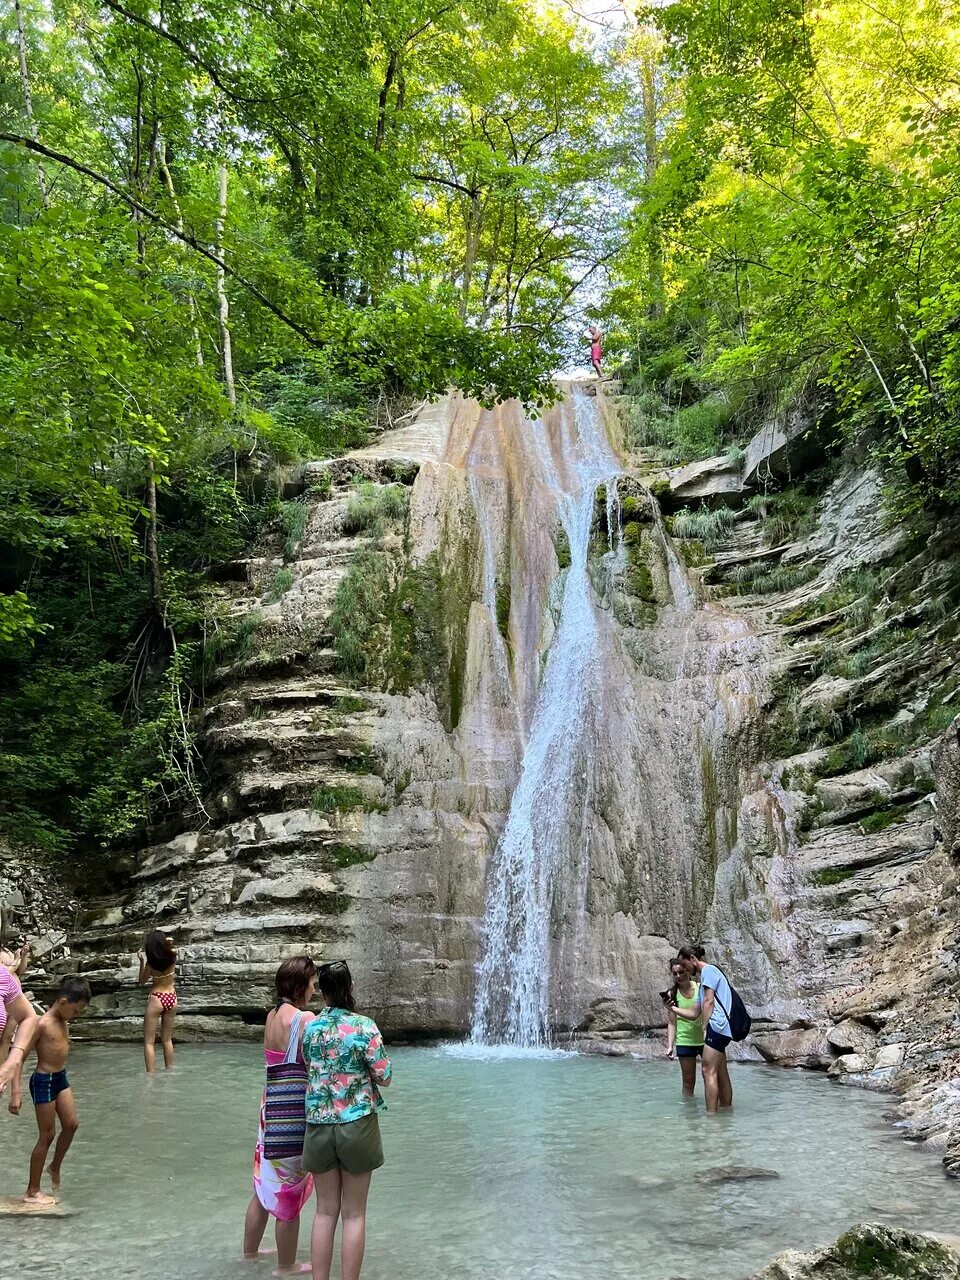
(144, 930), (176, 972)
(316, 960), (355, 1012)
(58, 976), (91, 1005)
(275, 956), (317, 1008)
(677, 944), (706, 964)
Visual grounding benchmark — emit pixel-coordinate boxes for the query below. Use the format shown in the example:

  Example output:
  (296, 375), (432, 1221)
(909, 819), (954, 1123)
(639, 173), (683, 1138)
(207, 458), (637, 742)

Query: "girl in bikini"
(138, 930), (177, 1072)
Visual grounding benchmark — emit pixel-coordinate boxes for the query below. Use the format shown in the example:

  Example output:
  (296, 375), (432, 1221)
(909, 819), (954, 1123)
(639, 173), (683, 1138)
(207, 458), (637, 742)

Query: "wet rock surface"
(751, 1224), (960, 1279)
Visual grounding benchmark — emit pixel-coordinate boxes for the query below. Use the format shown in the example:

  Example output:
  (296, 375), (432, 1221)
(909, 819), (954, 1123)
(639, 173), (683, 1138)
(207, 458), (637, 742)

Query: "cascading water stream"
(470, 389), (619, 1047)
(652, 504), (697, 613)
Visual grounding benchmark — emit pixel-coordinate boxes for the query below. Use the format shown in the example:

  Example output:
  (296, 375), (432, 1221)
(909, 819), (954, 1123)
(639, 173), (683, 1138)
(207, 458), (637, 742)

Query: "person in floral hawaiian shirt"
(301, 961), (391, 1280)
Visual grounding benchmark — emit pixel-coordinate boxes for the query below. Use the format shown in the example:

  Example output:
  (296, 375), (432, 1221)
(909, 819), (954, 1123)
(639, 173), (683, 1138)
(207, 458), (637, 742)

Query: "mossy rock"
(754, 1223), (960, 1279)
(679, 538), (710, 568)
(814, 866), (854, 887)
(555, 527), (572, 568)
(621, 494), (653, 523)
(858, 803), (911, 834)
(325, 842), (376, 869)
(623, 521), (644, 547)
(625, 562), (655, 603)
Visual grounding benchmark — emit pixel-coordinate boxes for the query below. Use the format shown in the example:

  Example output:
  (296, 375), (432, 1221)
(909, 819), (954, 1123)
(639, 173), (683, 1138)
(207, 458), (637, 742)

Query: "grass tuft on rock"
(342, 482), (409, 537)
(669, 504), (737, 550)
(281, 499), (310, 558)
(310, 784), (367, 814)
(268, 566), (295, 602)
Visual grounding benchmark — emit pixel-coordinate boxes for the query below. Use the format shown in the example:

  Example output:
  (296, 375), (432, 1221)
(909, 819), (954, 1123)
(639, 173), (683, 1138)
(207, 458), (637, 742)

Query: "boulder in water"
(695, 1165), (781, 1184)
(752, 1223), (960, 1279)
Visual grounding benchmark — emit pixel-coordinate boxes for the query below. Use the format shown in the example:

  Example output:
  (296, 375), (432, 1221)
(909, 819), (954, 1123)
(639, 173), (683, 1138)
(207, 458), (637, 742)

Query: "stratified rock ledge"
(752, 1224), (960, 1279)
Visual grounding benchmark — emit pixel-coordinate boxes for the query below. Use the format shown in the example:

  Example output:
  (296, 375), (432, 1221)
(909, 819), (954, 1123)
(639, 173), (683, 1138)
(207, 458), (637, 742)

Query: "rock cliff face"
(52, 387), (787, 1039)
(651, 437), (960, 1174)
(39, 384), (960, 1149)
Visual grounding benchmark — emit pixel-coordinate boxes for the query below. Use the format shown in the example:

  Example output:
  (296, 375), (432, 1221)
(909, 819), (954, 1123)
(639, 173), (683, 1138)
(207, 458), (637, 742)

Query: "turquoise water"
(1, 1044), (957, 1279)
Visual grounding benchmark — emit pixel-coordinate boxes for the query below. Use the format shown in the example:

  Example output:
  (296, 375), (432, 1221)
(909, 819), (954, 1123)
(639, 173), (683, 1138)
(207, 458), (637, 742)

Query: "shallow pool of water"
(1, 1044), (957, 1279)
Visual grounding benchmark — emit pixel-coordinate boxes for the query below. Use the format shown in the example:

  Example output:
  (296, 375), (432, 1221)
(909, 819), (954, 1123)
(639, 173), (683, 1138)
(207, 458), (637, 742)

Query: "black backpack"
(712, 967), (752, 1042)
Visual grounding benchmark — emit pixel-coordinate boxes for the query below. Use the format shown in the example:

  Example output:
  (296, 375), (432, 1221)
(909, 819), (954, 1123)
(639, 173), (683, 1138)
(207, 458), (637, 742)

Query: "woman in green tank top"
(663, 958), (704, 1098)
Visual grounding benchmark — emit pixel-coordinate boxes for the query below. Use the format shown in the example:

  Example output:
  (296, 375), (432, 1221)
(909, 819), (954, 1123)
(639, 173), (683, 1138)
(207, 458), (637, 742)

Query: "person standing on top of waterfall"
(676, 945), (734, 1114)
(585, 324), (603, 378)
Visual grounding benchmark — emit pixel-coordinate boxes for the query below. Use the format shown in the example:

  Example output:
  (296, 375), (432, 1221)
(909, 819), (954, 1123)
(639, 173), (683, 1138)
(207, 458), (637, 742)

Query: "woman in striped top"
(243, 956), (317, 1274)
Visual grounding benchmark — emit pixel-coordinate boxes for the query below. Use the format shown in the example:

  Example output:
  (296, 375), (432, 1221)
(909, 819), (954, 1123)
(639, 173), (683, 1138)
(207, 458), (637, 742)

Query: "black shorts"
(705, 1026), (731, 1053)
(676, 1045), (703, 1058)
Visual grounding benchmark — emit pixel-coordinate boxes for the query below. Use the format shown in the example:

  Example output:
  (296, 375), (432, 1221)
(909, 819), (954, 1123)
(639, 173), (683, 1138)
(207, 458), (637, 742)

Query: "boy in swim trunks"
(23, 976), (91, 1204)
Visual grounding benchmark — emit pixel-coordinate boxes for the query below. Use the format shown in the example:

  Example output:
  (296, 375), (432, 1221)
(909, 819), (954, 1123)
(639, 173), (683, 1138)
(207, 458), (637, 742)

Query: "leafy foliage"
(0, 0), (620, 861)
(611, 0), (960, 504)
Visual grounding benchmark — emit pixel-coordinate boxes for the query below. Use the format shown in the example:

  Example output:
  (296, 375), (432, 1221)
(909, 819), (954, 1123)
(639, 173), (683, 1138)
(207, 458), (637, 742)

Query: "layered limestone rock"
(53, 387), (798, 1041)
(41, 380), (960, 1155)
(659, 436), (960, 1169)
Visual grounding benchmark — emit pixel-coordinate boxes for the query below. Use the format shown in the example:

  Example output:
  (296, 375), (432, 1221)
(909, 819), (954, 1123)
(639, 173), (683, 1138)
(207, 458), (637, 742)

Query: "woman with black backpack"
(675, 945), (745, 1114)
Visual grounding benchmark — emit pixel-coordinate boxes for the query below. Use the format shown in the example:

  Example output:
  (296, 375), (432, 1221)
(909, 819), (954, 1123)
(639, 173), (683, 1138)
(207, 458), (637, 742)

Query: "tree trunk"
(14, 0), (49, 206)
(375, 49), (398, 152)
(460, 191), (482, 322)
(640, 53), (664, 319)
(158, 135), (204, 366)
(145, 454), (164, 616)
(215, 158), (236, 407)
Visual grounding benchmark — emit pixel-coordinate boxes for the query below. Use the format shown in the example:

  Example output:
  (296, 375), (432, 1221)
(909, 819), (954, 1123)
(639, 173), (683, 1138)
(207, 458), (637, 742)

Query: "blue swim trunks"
(29, 1069), (69, 1106)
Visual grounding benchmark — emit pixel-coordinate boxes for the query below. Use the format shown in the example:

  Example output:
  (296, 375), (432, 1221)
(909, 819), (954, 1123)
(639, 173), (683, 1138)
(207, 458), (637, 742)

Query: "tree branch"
(0, 132), (323, 348)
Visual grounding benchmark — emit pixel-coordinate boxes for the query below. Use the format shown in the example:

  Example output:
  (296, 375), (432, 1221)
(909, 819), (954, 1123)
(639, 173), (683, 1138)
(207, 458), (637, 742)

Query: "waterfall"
(652, 505), (697, 613)
(470, 389), (619, 1047)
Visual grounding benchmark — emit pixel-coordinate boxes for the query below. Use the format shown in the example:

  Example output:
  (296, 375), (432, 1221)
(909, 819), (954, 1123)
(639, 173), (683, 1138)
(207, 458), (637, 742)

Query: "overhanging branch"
(0, 132), (323, 348)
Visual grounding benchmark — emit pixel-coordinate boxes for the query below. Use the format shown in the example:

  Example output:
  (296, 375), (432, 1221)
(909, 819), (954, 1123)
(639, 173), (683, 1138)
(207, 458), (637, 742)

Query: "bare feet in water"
(46, 1164), (61, 1191)
(23, 1191), (57, 1205)
(273, 1266), (311, 1276)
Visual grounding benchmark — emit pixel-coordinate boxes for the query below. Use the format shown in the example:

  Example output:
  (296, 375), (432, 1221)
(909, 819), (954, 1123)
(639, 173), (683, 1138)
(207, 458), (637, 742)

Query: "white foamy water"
(470, 389), (619, 1047)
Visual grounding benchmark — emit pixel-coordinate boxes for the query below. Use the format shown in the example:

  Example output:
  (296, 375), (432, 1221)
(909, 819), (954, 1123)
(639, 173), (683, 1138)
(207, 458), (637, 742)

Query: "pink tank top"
(0, 968), (23, 1034)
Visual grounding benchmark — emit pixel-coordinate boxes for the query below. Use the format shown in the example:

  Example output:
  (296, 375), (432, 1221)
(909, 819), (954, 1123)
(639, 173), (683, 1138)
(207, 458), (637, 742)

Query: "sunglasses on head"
(316, 960), (349, 974)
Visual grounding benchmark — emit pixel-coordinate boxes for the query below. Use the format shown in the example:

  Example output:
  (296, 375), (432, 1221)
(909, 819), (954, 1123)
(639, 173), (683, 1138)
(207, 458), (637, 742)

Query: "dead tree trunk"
(215, 156), (236, 407)
(14, 0), (49, 206)
(158, 134), (204, 366)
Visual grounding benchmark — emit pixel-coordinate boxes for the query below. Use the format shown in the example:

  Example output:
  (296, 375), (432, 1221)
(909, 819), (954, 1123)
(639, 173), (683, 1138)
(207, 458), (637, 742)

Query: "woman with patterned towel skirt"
(243, 956), (318, 1275)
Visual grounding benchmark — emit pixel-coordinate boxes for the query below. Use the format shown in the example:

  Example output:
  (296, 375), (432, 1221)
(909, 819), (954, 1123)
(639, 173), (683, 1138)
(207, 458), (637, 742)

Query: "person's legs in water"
(160, 1003), (175, 1070)
(678, 1052), (698, 1099)
(25, 1097), (57, 1203)
(274, 1215), (305, 1275)
(311, 1169), (341, 1280)
(717, 1054), (733, 1108)
(339, 1169), (372, 1280)
(243, 1195), (271, 1258)
(701, 1044), (723, 1113)
(243, 1197), (304, 1273)
(143, 996), (161, 1072)
(46, 1086), (78, 1190)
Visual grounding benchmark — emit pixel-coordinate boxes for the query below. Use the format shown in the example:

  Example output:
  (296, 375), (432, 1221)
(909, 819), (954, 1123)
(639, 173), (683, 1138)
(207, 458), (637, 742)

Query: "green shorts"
(302, 1114), (384, 1176)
